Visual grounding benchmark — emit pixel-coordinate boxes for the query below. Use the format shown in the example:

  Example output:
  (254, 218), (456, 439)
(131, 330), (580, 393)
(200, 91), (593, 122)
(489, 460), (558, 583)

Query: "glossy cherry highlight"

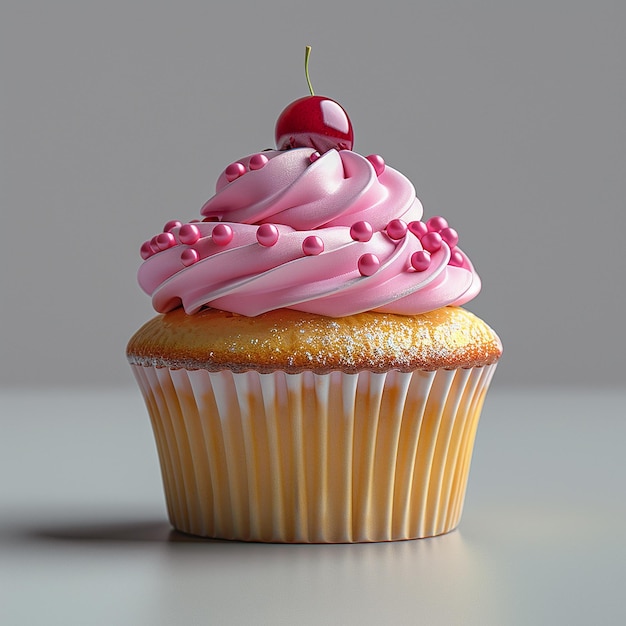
(275, 46), (354, 153)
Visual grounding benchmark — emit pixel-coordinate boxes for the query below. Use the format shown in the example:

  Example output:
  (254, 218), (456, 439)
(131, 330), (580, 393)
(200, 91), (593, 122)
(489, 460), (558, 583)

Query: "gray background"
(1, 0), (624, 388)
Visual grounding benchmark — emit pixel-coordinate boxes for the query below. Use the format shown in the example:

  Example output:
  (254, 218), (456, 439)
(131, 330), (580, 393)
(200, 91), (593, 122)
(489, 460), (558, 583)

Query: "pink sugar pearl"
(449, 249), (464, 267)
(225, 162), (246, 182)
(386, 219), (407, 240)
(149, 235), (161, 253)
(440, 227), (459, 248)
(249, 153), (269, 170)
(350, 220), (373, 242)
(156, 232), (176, 251)
(212, 224), (233, 246)
(421, 231), (443, 253)
(426, 216), (448, 232)
(365, 154), (385, 176)
(163, 220), (182, 233)
(358, 253), (380, 276)
(140, 241), (153, 259)
(256, 223), (279, 247)
(302, 235), (324, 256)
(178, 223), (200, 245)
(181, 248), (199, 266)
(408, 221), (428, 238)
(411, 250), (431, 272)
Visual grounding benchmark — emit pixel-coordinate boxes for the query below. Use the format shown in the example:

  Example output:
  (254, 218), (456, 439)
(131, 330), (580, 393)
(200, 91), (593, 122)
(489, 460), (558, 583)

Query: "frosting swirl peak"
(138, 147), (480, 317)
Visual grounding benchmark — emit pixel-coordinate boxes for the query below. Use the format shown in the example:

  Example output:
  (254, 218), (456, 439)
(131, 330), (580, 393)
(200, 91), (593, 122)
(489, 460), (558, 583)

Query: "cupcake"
(127, 50), (502, 543)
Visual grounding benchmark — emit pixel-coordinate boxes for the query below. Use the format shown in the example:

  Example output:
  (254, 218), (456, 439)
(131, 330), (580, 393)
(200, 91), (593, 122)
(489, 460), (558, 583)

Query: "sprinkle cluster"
(350, 214), (462, 276)
(141, 212), (464, 276)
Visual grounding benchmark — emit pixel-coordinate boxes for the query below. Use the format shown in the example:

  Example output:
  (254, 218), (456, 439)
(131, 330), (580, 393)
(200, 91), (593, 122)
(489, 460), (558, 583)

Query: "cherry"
(275, 47), (354, 153)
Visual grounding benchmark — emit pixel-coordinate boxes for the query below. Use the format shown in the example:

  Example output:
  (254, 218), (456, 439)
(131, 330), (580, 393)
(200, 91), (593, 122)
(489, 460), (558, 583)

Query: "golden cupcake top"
(127, 306), (501, 374)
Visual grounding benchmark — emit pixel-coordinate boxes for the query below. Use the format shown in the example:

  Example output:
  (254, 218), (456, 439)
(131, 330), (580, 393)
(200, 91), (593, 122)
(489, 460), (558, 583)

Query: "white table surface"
(2, 386), (625, 625)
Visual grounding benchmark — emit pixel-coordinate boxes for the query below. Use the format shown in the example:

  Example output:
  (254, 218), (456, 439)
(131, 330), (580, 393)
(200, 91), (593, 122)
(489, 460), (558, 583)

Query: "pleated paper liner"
(131, 364), (496, 543)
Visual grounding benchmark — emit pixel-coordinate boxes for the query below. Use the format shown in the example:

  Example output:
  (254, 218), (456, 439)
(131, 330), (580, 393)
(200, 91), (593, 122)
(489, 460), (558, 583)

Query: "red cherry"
(275, 46), (353, 153)
(275, 95), (354, 153)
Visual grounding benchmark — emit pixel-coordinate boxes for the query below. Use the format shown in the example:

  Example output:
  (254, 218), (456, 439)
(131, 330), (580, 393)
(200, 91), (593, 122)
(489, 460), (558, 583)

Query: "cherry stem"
(304, 45), (314, 95)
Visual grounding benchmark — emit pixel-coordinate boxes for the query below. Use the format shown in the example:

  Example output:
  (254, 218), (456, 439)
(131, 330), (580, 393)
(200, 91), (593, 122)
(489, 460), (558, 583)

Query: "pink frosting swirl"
(138, 148), (480, 317)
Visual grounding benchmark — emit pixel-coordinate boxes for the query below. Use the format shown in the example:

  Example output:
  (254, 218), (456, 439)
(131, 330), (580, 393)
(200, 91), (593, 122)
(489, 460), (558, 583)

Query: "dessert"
(127, 48), (502, 542)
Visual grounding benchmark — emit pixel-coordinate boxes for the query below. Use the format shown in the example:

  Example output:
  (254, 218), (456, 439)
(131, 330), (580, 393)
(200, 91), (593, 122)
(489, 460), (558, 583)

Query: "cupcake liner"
(131, 364), (496, 543)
